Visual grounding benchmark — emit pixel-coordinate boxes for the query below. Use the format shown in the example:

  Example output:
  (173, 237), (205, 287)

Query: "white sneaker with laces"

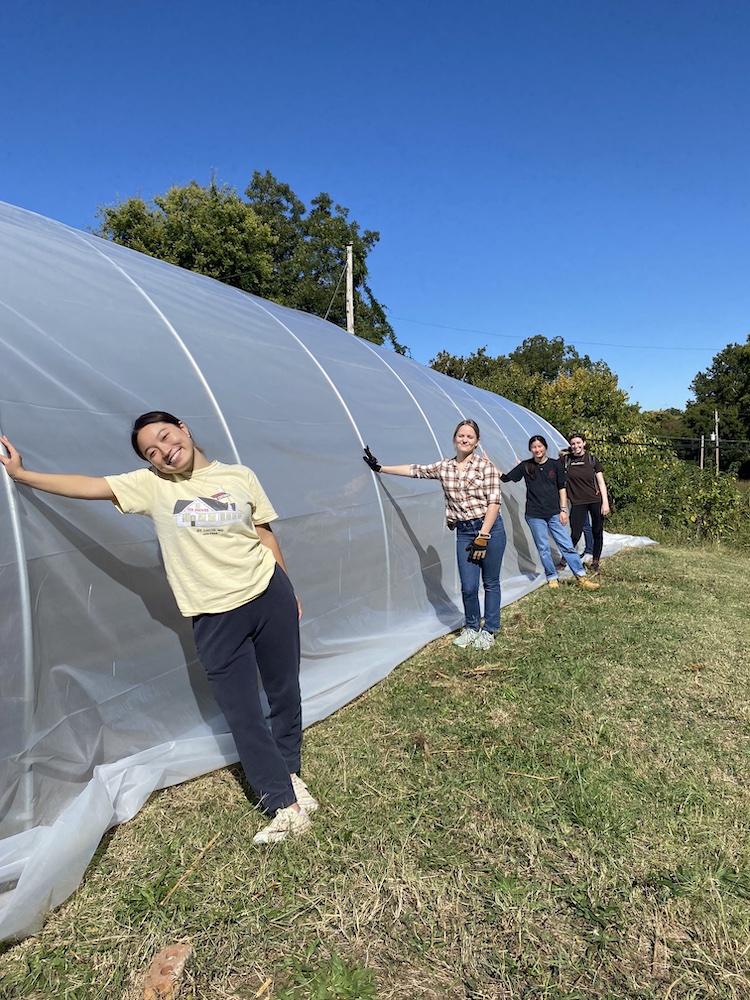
(472, 629), (495, 650)
(253, 804), (311, 845)
(453, 627), (479, 648)
(291, 774), (319, 813)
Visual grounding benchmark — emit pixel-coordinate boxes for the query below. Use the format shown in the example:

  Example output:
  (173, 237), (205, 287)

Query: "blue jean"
(582, 517), (594, 556)
(525, 514), (586, 580)
(455, 516), (507, 633)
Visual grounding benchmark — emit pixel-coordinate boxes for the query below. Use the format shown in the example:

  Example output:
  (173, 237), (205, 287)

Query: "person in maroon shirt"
(563, 433), (610, 573)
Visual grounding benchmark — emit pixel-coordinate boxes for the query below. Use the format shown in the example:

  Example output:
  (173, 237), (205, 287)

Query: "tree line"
(644, 338), (750, 475)
(431, 334), (750, 478)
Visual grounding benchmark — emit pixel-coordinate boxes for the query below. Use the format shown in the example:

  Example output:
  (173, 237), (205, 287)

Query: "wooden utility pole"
(345, 243), (354, 335)
(715, 409), (720, 475)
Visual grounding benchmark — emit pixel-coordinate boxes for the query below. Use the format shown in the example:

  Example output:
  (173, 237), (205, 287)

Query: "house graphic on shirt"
(173, 494), (244, 529)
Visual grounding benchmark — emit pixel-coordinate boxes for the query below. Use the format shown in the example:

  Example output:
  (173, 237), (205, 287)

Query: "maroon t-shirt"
(565, 454), (603, 506)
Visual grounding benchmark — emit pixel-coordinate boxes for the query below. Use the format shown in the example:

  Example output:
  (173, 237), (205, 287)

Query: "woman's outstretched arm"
(362, 446), (412, 477)
(378, 464), (413, 476)
(0, 436), (116, 500)
(500, 462), (525, 483)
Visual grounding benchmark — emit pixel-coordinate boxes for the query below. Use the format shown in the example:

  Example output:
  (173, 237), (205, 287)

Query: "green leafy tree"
(242, 171), (306, 302)
(684, 337), (750, 472)
(507, 334), (602, 380)
(431, 336), (638, 434)
(430, 346), (498, 384)
(95, 180), (277, 297)
(430, 347), (543, 410)
(639, 408), (701, 463)
(539, 367), (640, 436)
(95, 172), (404, 352)
(641, 407), (688, 439)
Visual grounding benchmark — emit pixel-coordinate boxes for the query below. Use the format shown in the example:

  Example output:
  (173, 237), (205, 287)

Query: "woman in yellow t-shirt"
(1, 411), (317, 846)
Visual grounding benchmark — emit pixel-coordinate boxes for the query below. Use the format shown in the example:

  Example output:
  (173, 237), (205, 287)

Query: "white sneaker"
(291, 773), (319, 813)
(253, 805), (311, 845)
(453, 627), (479, 648)
(472, 629), (495, 650)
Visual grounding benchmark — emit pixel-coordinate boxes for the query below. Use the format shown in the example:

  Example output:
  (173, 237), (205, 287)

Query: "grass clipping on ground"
(2, 545), (750, 1000)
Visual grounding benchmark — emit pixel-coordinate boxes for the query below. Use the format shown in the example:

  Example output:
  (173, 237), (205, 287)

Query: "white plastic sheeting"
(0, 202), (655, 939)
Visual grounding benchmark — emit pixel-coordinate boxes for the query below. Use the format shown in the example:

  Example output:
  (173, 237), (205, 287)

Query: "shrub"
(586, 429), (750, 545)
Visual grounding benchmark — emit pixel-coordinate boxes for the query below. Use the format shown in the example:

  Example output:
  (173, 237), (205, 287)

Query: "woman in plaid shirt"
(363, 420), (505, 651)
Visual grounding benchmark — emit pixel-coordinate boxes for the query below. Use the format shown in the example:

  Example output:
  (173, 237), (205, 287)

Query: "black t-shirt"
(564, 453), (603, 506)
(501, 458), (566, 518)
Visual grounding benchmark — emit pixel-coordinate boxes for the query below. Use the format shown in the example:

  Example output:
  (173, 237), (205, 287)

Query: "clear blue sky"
(2, 0), (748, 411)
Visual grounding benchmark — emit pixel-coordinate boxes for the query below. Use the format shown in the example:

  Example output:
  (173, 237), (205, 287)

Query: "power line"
(586, 437), (750, 450)
(390, 315), (719, 354)
(323, 261), (347, 322)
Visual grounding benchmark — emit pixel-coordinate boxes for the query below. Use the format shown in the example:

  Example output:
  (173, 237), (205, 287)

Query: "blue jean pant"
(525, 514), (586, 580)
(455, 516), (507, 633)
(582, 516), (594, 556)
(193, 566), (301, 814)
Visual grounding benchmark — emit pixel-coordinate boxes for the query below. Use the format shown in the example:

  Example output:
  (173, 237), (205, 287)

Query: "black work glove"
(466, 535), (488, 562)
(363, 446), (381, 472)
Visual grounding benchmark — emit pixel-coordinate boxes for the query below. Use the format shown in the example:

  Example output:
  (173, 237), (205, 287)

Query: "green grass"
(2, 544), (750, 999)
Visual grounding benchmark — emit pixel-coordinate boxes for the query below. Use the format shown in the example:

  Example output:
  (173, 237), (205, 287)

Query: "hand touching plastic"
(0, 435), (115, 500)
(0, 436), (23, 480)
(362, 446), (381, 473)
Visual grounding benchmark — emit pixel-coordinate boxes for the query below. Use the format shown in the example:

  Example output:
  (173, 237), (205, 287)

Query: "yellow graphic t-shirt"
(105, 462), (278, 617)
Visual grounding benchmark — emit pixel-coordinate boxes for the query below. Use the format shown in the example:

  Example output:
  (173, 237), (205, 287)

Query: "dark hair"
(526, 435), (548, 478)
(131, 411), (182, 459)
(453, 419), (481, 441)
(567, 432), (587, 446)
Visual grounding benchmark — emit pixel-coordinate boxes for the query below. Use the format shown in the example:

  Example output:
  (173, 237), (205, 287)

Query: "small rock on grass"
(143, 942), (193, 1000)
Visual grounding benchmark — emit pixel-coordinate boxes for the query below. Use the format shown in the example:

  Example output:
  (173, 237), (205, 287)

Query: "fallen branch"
(161, 834), (219, 905)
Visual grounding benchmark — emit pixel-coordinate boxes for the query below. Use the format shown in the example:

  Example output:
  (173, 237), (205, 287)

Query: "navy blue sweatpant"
(192, 566), (301, 814)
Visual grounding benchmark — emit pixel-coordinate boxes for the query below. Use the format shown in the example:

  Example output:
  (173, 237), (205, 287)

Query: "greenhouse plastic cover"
(0, 202), (656, 940)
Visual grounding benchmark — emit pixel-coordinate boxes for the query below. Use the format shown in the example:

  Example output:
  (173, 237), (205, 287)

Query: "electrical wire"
(323, 262), (348, 322)
(391, 315), (719, 354)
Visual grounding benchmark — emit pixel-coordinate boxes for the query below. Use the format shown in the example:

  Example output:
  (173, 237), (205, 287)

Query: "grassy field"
(2, 544), (750, 999)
